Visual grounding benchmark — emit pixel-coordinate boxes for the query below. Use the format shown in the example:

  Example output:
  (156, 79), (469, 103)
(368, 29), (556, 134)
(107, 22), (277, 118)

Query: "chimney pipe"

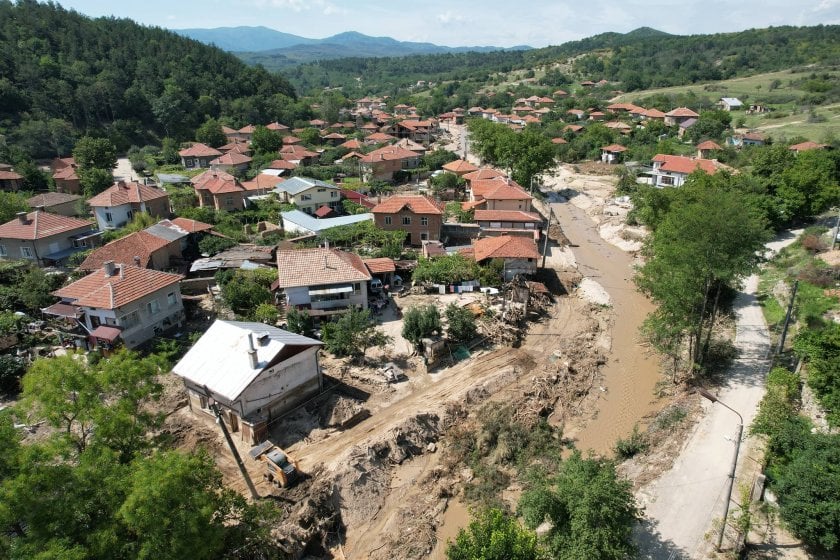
(119, 264), (125, 279)
(16, 212), (27, 224)
(247, 333), (258, 369)
(133, 255), (141, 266)
(103, 261), (116, 276)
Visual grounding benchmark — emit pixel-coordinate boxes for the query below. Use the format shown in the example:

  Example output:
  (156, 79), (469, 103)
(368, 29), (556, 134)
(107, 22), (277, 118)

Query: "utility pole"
(832, 207), (840, 251)
(542, 208), (553, 269)
(204, 386), (259, 500)
(776, 280), (799, 355)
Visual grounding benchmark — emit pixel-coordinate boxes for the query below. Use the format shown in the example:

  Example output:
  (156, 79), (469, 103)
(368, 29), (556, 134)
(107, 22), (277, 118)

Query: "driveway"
(635, 229), (803, 558)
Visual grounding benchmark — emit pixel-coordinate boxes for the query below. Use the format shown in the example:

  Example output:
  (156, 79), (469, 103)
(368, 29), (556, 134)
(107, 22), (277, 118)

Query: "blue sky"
(56, 0), (840, 47)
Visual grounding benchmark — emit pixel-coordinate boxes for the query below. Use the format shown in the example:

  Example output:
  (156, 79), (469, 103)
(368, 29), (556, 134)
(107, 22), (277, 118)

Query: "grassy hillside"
(0, 0), (297, 160)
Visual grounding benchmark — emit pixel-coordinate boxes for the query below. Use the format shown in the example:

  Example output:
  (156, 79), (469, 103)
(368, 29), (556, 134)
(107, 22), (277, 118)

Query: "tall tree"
(447, 508), (540, 560)
(195, 118), (227, 148)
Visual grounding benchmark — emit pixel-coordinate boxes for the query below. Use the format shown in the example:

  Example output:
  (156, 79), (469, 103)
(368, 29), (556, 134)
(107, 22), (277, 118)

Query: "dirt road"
(549, 199), (662, 453)
(636, 230), (802, 559)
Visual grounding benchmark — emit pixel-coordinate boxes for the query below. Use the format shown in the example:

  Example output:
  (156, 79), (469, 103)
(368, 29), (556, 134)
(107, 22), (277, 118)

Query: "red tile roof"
(266, 121), (289, 131)
(371, 195), (442, 215)
(238, 124), (256, 134)
(551, 137), (568, 144)
(267, 159), (298, 170)
(79, 230), (171, 271)
(27, 192), (82, 208)
(473, 235), (540, 261)
(360, 145), (419, 164)
(653, 154), (718, 175)
(474, 210), (542, 223)
(602, 144), (628, 153)
(53, 166), (79, 181)
(0, 170), (22, 180)
(471, 178), (532, 201)
(169, 217), (213, 233)
(321, 132), (346, 140)
(463, 168), (505, 182)
(341, 189), (375, 209)
(696, 140), (722, 150)
(282, 135), (302, 145)
(339, 138), (363, 150)
(789, 141), (829, 152)
(442, 159), (479, 174)
(275, 248), (370, 288)
(642, 108), (666, 118)
(210, 151), (252, 166)
(363, 257), (396, 274)
(54, 264), (182, 309)
(87, 181), (169, 208)
(241, 174), (285, 192)
(365, 132), (396, 143)
(665, 107), (699, 118)
(314, 205), (335, 218)
(0, 210), (93, 240)
(564, 124), (584, 132)
(191, 170), (245, 194)
(178, 143), (222, 158)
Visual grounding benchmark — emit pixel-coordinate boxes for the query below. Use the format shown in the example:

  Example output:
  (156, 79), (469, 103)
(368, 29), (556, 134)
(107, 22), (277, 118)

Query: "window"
(185, 158), (194, 168)
(353, 283), (361, 293)
(105, 212), (113, 223)
(402, 216), (411, 225)
(147, 300), (161, 316)
(330, 191), (338, 198)
(384, 216), (392, 225)
(20, 246), (33, 259)
(300, 194), (312, 201)
(126, 210), (133, 220)
(121, 310), (140, 329)
(420, 217), (428, 226)
(167, 292), (177, 307)
(420, 232), (429, 241)
(0, 245), (6, 257)
(660, 175), (675, 186)
(317, 188), (326, 192)
(224, 196), (234, 207)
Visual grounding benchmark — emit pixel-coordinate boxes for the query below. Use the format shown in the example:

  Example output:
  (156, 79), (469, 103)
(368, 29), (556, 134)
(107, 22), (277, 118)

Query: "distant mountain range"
(174, 26), (530, 67)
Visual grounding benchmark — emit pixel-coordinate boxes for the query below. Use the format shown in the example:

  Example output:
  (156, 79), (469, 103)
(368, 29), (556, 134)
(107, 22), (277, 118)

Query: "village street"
(636, 230), (803, 559)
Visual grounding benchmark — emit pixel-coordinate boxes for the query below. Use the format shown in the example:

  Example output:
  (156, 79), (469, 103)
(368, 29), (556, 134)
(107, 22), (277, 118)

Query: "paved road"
(636, 229), (802, 559)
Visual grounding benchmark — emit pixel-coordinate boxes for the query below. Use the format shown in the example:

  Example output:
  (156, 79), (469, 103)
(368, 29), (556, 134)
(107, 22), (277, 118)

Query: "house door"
(228, 412), (239, 433)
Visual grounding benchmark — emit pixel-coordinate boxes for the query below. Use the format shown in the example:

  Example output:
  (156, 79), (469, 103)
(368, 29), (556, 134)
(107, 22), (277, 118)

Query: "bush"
(614, 425), (648, 460)
(198, 235), (237, 256)
(253, 303), (278, 325)
(402, 305), (442, 351)
(445, 303), (477, 343)
(0, 354), (26, 394)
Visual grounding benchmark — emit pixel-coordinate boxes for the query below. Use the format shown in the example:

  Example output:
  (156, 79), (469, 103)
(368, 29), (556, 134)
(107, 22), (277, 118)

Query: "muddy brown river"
(550, 200), (662, 454)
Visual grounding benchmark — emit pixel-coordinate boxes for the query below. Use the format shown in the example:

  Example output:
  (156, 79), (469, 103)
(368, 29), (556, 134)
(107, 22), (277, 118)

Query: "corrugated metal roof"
(172, 320), (321, 402)
(280, 210), (372, 234)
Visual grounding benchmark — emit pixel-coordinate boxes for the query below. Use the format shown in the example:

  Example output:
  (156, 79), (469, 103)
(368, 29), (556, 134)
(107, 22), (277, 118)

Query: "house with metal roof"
(172, 320), (323, 444)
(272, 177), (342, 215)
(279, 209), (373, 236)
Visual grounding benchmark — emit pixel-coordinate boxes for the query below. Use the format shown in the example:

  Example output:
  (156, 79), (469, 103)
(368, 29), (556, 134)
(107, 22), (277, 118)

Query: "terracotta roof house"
(167, 217), (213, 234)
(79, 229), (181, 272)
(442, 159), (479, 176)
(209, 151), (253, 173)
(474, 209), (543, 238)
(242, 173), (285, 196)
(191, 170), (247, 211)
(567, 109), (585, 120)
(339, 138), (363, 150)
(222, 125), (238, 140)
(321, 132), (347, 146)
(178, 143), (223, 169)
(218, 140), (252, 155)
(472, 235), (540, 280)
(601, 144), (628, 164)
(650, 154), (719, 187)
(341, 189), (376, 210)
(696, 140), (723, 159)
(266, 159), (298, 173)
(0, 210), (101, 266)
(52, 262), (184, 349)
(728, 132), (765, 148)
(87, 181), (170, 230)
(469, 177), (533, 212)
(463, 168), (505, 183)
(274, 248), (371, 316)
(551, 137), (568, 145)
(564, 124), (584, 133)
(664, 107), (700, 126)
(266, 121), (290, 133)
(27, 192), (84, 217)
(604, 121), (633, 134)
(641, 108), (666, 121)
(372, 195), (443, 245)
(396, 119), (436, 143)
(788, 141), (829, 152)
(173, 320), (323, 444)
(394, 138), (427, 155)
(52, 160), (81, 195)
(365, 132), (396, 145)
(360, 145), (421, 182)
(0, 169), (23, 191)
(282, 135), (302, 145)
(235, 124), (256, 142)
(278, 144), (319, 166)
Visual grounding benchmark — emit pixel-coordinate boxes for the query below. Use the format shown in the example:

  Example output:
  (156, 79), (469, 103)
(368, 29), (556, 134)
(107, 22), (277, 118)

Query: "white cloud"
(437, 11), (463, 24)
(815, 0), (838, 10)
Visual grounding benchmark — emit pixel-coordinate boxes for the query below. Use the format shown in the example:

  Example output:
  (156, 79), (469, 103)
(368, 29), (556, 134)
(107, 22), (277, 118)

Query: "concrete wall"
(374, 210), (442, 245)
(288, 187), (341, 215)
(0, 224), (97, 266)
(485, 199), (532, 212)
(239, 346), (321, 418)
(284, 283), (368, 310)
(501, 257), (537, 280)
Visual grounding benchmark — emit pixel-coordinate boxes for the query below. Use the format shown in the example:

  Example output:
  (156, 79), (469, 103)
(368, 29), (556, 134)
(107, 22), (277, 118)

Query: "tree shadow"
(634, 517), (689, 559)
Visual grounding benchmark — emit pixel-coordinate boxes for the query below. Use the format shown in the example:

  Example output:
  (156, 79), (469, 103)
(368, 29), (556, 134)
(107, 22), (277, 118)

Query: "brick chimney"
(16, 212), (28, 224)
(103, 260), (116, 276)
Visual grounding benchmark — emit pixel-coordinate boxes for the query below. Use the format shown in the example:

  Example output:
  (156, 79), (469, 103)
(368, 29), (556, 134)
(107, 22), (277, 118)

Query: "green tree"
(73, 136), (117, 171)
(431, 172), (466, 196)
(413, 254), (480, 285)
(221, 270), (276, 318)
(195, 118), (227, 148)
(518, 452), (639, 560)
(794, 324), (840, 426)
(250, 126), (283, 154)
(18, 267), (60, 313)
(447, 508), (540, 560)
(777, 150), (840, 221)
(285, 306), (315, 338)
(402, 304), (442, 351)
(321, 307), (391, 363)
(445, 303), (477, 342)
(198, 235), (236, 256)
(0, 191), (29, 224)
(774, 433), (840, 551)
(253, 303), (279, 325)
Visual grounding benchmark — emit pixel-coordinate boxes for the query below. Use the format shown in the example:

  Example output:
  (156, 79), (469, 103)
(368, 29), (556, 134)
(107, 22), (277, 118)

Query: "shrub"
(614, 425), (648, 460)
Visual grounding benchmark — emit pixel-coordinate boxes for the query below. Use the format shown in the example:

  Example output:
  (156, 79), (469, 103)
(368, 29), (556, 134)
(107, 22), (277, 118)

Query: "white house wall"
(237, 346), (321, 418)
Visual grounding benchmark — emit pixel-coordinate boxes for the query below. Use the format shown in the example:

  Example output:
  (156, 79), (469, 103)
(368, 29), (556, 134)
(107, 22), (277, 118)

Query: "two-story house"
(51, 157), (81, 195)
(0, 168), (23, 191)
(271, 177), (341, 215)
(359, 145), (421, 182)
(52, 261), (184, 348)
(78, 228), (182, 272)
(0, 210), (101, 266)
(209, 151), (252, 173)
(274, 248), (371, 317)
(191, 170), (247, 211)
(87, 181), (170, 230)
(648, 154), (719, 187)
(469, 177), (533, 211)
(664, 107), (700, 127)
(371, 195), (443, 245)
(27, 192), (84, 217)
(178, 143), (223, 169)
(173, 320), (323, 444)
(473, 210), (543, 238)
(473, 235), (540, 280)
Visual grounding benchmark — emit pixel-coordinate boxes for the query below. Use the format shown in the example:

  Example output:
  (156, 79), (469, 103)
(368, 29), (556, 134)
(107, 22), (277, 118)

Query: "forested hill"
(0, 0), (297, 159)
(285, 25), (840, 95)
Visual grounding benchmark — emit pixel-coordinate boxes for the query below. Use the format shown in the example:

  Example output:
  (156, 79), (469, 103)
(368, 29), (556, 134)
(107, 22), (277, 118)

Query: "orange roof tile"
(210, 151), (252, 166)
(665, 107), (700, 118)
(55, 264), (182, 309)
(241, 174), (285, 192)
(788, 141), (829, 151)
(0, 210), (93, 240)
(363, 257), (396, 274)
(275, 248), (370, 288)
(267, 159), (298, 170)
(442, 159), (479, 174)
(463, 168), (505, 182)
(653, 154), (718, 175)
(696, 140), (722, 150)
(339, 138), (363, 149)
(474, 210), (542, 223)
(471, 178), (532, 201)
(371, 195), (443, 215)
(551, 137), (568, 144)
(169, 217), (213, 233)
(360, 145), (420, 164)
(178, 143), (222, 158)
(602, 144), (628, 153)
(79, 230), (171, 271)
(473, 235), (540, 261)
(642, 108), (666, 118)
(191, 170), (245, 194)
(87, 181), (169, 208)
